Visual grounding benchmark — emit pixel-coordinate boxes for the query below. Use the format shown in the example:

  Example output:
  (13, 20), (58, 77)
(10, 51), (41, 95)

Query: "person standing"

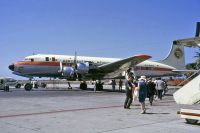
(138, 76), (147, 114)
(147, 78), (156, 105)
(125, 67), (132, 80)
(119, 79), (123, 92)
(124, 75), (135, 109)
(154, 77), (165, 100)
(112, 79), (116, 91)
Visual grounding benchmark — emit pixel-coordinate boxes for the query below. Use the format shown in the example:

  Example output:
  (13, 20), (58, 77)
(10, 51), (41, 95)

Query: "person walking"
(147, 78), (156, 106)
(124, 74), (135, 109)
(154, 77), (165, 100)
(119, 79), (123, 92)
(138, 76), (147, 114)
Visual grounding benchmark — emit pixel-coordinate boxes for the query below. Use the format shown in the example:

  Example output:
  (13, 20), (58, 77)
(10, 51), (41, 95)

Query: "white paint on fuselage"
(25, 54), (119, 65)
(134, 60), (176, 76)
(23, 54), (177, 77)
(136, 60), (175, 69)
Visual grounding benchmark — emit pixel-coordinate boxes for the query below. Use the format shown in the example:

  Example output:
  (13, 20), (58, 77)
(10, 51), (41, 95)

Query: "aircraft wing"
(98, 54), (151, 73)
(173, 37), (200, 48)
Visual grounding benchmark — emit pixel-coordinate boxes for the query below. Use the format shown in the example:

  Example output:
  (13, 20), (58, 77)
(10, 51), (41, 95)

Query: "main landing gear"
(79, 80), (104, 91)
(24, 83), (33, 91)
(80, 81), (87, 90)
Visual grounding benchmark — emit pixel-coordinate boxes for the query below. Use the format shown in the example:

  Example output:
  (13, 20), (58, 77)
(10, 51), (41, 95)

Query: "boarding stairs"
(173, 69), (200, 124)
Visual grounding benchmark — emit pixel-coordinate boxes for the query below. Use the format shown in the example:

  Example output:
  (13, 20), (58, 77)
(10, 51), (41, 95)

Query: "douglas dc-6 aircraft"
(8, 22), (200, 91)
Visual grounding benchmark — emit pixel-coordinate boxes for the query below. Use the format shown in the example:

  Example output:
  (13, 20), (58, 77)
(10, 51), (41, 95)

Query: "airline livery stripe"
(16, 61), (64, 66)
(135, 54), (152, 59)
(134, 67), (174, 71)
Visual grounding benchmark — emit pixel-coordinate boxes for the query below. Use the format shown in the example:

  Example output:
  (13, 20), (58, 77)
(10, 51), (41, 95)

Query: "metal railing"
(177, 69), (200, 86)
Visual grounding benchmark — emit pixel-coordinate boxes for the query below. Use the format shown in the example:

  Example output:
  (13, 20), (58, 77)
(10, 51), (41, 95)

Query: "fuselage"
(9, 54), (176, 78)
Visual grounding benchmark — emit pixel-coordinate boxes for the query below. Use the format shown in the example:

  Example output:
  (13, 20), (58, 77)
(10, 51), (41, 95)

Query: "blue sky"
(0, 0), (200, 79)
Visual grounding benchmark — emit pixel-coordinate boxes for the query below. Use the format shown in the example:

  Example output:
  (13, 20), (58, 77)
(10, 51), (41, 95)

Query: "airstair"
(173, 69), (200, 124)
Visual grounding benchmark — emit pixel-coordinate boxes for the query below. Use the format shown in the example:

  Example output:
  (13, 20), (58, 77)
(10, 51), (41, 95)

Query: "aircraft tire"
(96, 83), (103, 91)
(41, 83), (46, 88)
(185, 119), (198, 124)
(34, 83), (38, 88)
(80, 82), (87, 90)
(15, 84), (21, 88)
(25, 83), (33, 91)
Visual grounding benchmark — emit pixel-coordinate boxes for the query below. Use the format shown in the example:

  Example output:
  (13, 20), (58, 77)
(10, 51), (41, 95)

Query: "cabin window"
(31, 58), (34, 62)
(52, 57), (55, 61)
(62, 63), (67, 66)
(46, 57), (49, 61)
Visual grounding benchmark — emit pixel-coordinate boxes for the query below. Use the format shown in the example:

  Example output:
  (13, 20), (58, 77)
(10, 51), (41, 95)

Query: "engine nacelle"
(77, 62), (89, 74)
(62, 67), (74, 77)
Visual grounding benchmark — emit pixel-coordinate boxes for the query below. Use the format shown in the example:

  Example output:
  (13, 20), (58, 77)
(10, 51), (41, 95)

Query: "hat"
(139, 76), (146, 81)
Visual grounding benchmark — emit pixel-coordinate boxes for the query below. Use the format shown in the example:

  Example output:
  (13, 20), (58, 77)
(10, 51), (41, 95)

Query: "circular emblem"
(174, 48), (183, 59)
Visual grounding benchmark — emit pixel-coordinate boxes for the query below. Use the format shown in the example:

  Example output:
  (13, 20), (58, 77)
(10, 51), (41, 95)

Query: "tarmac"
(0, 84), (199, 133)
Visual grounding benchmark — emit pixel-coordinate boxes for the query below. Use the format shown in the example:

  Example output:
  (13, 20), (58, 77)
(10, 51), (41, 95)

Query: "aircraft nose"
(8, 64), (14, 71)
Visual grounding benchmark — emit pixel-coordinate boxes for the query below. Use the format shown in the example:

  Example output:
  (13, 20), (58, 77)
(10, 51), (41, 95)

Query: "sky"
(0, 0), (200, 79)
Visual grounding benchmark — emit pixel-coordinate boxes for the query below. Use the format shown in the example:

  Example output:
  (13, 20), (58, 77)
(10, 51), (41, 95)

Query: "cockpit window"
(25, 58), (33, 61)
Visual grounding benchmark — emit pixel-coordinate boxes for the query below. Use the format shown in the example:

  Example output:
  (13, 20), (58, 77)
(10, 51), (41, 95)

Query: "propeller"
(58, 61), (63, 74)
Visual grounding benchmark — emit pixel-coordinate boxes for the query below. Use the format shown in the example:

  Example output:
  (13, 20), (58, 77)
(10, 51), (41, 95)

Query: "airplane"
(8, 54), (151, 91)
(8, 22), (200, 91)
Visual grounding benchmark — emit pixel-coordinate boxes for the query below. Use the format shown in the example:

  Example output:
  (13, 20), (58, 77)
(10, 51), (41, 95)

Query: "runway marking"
(0, 105), (122, 119)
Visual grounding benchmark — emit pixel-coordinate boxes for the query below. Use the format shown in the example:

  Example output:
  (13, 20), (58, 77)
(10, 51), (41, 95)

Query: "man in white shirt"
(154, 77), (165, 100)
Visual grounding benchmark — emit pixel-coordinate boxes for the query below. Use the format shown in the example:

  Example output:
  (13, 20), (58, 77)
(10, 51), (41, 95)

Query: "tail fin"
(158, 44), (185, 70)
(195, 22), (200, 37)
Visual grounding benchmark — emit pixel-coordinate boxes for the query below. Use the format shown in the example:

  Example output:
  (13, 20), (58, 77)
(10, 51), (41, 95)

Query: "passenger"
(154, 77), (165, 100)
(132, 78), (138, 102)
(124, 74), (135, 109)
(94, 80), (98, 92)
(147, 78), (156, 106)
(162, 79), (168, 96)
(138, 76), (147, 114)
(111, 79), (116, 91)
(118, 79), (123, 92)
(68, 81), (72, 89)
(125, 67), (132, 80)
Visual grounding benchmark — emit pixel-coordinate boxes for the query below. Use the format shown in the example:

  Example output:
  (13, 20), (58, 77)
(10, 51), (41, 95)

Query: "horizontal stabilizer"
(173, 37), (200, 48)
(173, 22), (200, 48)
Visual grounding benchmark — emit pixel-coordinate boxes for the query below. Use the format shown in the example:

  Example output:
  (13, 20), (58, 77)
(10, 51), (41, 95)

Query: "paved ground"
(0, 85), (199, 133)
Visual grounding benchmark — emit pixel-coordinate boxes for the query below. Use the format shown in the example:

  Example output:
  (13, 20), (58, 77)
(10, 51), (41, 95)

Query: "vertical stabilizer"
(195, 22), (200, 37)
(158, 44), (185, 70)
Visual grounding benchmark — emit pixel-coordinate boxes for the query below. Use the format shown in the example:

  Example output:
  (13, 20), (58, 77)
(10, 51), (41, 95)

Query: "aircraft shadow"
(184, 122), (200, 126)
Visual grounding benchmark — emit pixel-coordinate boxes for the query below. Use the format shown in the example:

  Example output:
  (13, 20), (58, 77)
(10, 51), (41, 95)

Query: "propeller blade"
(59, 61), (63, 73)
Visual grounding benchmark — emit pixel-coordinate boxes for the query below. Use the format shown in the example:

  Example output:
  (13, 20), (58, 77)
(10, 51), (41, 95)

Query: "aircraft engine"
(77, 62), (89, 74)
(62, 67), (74, 77)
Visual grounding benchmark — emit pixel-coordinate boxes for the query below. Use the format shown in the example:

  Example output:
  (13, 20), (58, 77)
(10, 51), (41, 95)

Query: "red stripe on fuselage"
(15, 61), (67, 66)
(134, 67), (174, 72)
